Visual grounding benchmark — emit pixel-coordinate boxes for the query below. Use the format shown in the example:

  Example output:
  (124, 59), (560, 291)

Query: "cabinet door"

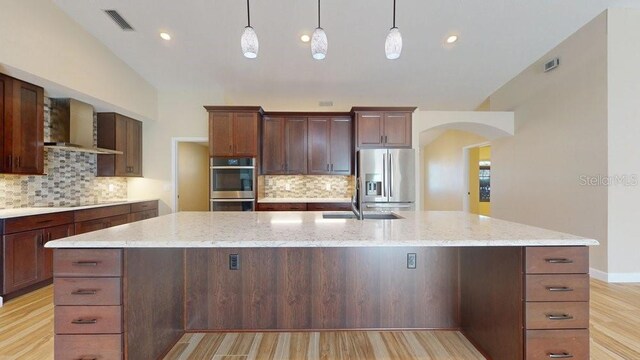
(126, 119), (143, 176)
(285, 117), (307, 174)
(3, 230), (42, 294)
(0, 74), (7, 173)
(383, 112), (412, 148)
(262, 117), (285, 174)
(329, 117), (352, 174)
(114, 115), (129, 176)
(356, 112), (384, 148)
(10, 80), (44, 174)
(307, 118), (330, 175)
(210, 113), (234, 157)
(42, 225), (74, 280)
(233, 113), (258, 156)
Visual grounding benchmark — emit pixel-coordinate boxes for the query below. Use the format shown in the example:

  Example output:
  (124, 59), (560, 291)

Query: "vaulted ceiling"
(53, 0), (639, 110)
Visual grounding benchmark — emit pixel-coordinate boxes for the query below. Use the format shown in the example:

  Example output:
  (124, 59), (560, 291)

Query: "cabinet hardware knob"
(72, 261), (99, 267)
(47, 232), (52, 242)
(16, 156), (20, 167)
(71, 318), (98, 325)
(545, 258), (573, 264)
(331, 164), (334, 171)
(547, 353), (574, 359)
(380, 135), (384, 143)
(38, 235), (44, 247)
(326, 164), (329, 171)
(546, 314), (574, 321)
(71, 289), (98, 295)
(546, 286), (573, 292)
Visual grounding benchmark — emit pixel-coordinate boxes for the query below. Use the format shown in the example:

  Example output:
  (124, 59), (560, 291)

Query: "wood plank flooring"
(0, 279), (639, 359)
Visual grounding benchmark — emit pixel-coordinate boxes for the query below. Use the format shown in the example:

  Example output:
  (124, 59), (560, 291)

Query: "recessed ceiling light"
(301, 34), (310, 43)
(160, 32), (171, 41)
(446, 35), (458, 44)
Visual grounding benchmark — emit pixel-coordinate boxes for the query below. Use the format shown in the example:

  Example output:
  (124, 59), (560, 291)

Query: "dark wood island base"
(52, 246), (589, 360)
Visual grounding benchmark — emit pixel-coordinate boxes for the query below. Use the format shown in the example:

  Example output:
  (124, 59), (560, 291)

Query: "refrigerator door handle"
(389, 153), (393, 198)
(382, 153), (386, 197)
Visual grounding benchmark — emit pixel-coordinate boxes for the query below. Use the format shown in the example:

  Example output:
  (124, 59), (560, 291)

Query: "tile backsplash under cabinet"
(0, 97), (128, 208)
(260, 175), (354, 199)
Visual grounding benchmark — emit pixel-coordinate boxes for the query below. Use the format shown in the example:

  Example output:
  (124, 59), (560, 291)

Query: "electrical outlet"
(325, 183), (331, 191)
(229, 254), (240, 270)
(285, 183), (291, 191)
(407, 253), (417, 269)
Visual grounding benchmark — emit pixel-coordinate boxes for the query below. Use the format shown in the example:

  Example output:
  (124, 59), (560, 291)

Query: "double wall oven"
(209, 157), (256, 211)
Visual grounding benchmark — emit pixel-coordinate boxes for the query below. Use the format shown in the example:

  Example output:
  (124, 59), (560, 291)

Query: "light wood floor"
(0, 279), (638, 359)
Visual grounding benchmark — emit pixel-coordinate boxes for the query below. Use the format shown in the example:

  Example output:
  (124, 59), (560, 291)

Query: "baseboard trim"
(590, 267), (640, 283)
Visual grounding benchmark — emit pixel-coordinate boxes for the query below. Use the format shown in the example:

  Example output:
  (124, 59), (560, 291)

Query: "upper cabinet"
(205, 106), (262, 158)
(352, 107), (416, 149)
(308, 117), (352, 175)
(0, 73), (44, 175)
(262, 116), (307, 174)
(97, 113), (143, 177)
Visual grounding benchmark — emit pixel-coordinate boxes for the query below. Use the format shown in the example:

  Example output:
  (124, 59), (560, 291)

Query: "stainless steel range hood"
(45, 99), (123, 155)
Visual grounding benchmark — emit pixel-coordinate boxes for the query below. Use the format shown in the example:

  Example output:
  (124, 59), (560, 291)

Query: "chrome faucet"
(351, 178), (364, 220)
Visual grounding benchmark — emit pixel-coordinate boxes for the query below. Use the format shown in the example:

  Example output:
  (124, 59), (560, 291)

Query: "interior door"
(388, 149), (415, 203)
(359, 149), (387, 203)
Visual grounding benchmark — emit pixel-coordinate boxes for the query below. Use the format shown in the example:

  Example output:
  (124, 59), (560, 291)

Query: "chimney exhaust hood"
(45, 99), (122, 155)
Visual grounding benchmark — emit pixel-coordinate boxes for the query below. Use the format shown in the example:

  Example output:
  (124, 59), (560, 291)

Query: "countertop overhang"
(45, 211), (599, 248)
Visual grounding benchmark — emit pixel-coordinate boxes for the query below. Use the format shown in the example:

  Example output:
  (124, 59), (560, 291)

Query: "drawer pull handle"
(71, 318), (97, 325)
(546, 286), (574, 292)
(545, 258), (573, 264)
(74, 357), (98, 360)
(546, 314), (574, 320)
(72, 261), (99, 267)
(548, 353), (573, 359)
(37, 219), (54, 224)
(71, 289), (98, 295)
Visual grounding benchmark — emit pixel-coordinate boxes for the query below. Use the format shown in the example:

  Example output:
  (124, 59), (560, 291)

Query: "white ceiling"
(53, 0), (639, 111)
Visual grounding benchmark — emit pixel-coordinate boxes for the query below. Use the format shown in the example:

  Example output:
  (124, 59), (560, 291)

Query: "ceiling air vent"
(544, 57), (560, 72)
(104, 10), (134, 31)
(319, 101), (334, 107)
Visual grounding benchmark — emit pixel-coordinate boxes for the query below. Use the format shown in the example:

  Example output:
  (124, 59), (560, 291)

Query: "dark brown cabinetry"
(97, 113), (143, 177)
(205, 106), (262, 157)
(256, 202), (351, 211)
(308, 117), (352, 175)
(352, 107), (415, 149)
(0, 73), (44, 175)
(262, 116), (308, 174)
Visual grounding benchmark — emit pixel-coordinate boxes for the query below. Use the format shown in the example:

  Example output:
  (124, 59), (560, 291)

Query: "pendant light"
(385, 0), (402, 59)
(311, 0), (328, 60)
(240, 0), (259, 59)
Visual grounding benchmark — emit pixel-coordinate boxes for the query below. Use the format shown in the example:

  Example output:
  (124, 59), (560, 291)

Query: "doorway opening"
(172, 137), (209, 212)
(464, 145), (491, 216)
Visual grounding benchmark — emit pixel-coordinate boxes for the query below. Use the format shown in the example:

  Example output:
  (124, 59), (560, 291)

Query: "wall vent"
(319, 101), (334, 107)
(104, 10), (135, 31)
(544, 57), (560, 72)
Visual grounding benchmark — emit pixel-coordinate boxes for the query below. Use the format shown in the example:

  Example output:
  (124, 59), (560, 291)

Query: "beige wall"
(0, 0), (156, 121)
(423, 130), (487, 211)
(489, 13), (609, 273)
(178, 143), (209, 211)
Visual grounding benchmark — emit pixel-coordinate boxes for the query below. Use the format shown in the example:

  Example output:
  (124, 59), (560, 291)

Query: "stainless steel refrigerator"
(357, 149), (415, 211)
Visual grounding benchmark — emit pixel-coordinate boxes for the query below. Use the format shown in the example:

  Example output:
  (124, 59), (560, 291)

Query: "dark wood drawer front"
(257, 203), (307, 211)
(55, 334), (123, 360)
(54, 249), (122, 277)
(106, 214), (129, 228)
(526, 329), (589, 360)
(526, 274), (589, 302)
(54, 278), (122, 306)
(55, 306), (122, 334)
(74, 204), (131, 222)
(525, 247), (589, 274)
(307, 202), (352, 211)
(131, 200), (158, 213)
(129, 209), (158, 223)
(526, 302), (589, 330)
(4, 211), (73, 234)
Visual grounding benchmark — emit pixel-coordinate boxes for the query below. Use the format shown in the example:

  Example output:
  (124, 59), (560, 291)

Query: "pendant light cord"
(318, 0), (321, 28)
(247, 0), (251, 27)
(393, 0), (396, 28)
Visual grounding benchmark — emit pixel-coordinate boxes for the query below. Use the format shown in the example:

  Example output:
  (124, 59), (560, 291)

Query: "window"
(479, 160), (490, 202)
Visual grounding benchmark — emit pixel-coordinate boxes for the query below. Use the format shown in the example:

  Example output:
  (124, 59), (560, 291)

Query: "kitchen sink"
(322, 212), (403, 220)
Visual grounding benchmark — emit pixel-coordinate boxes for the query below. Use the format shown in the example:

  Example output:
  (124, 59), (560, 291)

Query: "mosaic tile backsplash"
(261, 175), (354, 198)
(0, 98), (127, 208)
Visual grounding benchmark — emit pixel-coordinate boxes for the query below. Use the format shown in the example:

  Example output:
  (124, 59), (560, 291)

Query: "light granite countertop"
(46, 211), (598, 248)
(0, 199), (159, 219)
(257, 197), (351, 203)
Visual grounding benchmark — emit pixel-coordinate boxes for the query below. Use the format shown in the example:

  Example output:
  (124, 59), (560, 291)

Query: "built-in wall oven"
(209, 157), (255, 211)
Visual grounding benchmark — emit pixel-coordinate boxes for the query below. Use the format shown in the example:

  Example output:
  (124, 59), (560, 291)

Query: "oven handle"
(210, 166), (255, 170)
(210, 199), (256, 202)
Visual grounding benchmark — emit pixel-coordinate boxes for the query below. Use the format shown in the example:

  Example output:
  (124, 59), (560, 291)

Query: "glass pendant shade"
(311, 27), (328, 60)
(385, 27), (402, 60)
(241, 26), (259, 58)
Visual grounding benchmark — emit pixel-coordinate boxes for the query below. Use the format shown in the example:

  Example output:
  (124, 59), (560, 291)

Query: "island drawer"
(525, 302), (589, 330)
(55, 305), (122, 334)
(526, 274), (589, 302)
(55, 334), (122, 360)
(3, 211), (74, 234)
(54, 249), (123, 277)
(131, 200), (158, 213)
(54, 278), (122, 306)
(525, 247), (588, 274)
(526, 329), (589, 360)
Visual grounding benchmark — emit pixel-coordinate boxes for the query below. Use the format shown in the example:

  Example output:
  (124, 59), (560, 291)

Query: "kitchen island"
(46, 211), (598, 360)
